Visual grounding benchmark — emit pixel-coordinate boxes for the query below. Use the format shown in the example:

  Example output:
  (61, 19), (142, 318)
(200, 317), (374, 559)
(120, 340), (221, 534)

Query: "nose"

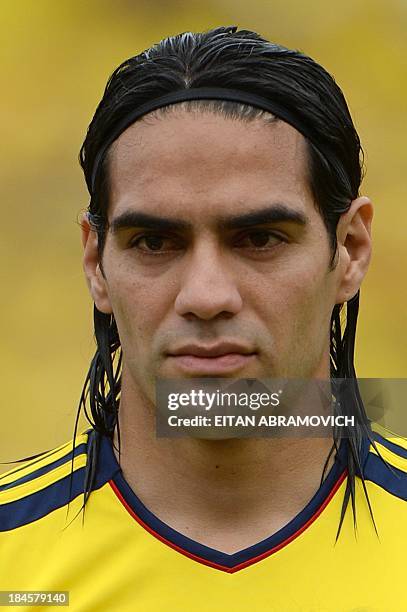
(174, 241), (243, 321)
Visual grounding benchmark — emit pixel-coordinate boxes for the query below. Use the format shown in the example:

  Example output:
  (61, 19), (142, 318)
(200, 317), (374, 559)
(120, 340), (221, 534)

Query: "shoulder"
(363, 423), (407, 501)
(0, 430), (91, 532)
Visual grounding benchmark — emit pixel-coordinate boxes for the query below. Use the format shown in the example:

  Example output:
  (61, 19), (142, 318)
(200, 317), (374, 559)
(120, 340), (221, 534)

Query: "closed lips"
(168, 343), (256, 357)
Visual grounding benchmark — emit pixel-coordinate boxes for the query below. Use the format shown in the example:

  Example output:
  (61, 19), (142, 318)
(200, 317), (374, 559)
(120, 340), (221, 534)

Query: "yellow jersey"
(1, 426), (407, 611)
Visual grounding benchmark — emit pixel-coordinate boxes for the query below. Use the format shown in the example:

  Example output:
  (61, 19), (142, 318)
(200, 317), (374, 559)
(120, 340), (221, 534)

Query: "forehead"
(106, 109), (312, 222)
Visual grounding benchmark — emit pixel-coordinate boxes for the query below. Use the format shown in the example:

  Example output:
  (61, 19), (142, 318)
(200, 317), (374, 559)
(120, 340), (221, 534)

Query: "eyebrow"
(109, 203), (308, 234)
(110, 211), (190, 233)
(219, 204), (308, 230)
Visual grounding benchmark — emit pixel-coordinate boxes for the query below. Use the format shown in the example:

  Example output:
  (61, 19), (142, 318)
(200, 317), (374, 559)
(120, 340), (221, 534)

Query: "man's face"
(86, 110), (347, 403)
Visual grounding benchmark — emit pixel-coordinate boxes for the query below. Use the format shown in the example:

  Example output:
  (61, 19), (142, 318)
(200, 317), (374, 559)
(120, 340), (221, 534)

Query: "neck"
(111, 367), (336, 553)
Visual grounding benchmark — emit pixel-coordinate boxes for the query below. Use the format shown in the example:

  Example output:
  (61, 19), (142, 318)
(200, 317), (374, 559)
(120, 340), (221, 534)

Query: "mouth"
(166, 342), (257, 375)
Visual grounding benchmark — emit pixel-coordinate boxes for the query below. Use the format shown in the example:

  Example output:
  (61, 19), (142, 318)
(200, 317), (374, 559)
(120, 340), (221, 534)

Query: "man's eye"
(236, 230), (284, 249)
(130, 234), (179, 253)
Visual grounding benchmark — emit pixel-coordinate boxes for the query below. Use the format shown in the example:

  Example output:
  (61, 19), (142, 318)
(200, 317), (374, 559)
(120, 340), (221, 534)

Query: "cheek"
(248, 256), (334, 345)
(105, 270), (174, 357)
(281, 272), (334, 364)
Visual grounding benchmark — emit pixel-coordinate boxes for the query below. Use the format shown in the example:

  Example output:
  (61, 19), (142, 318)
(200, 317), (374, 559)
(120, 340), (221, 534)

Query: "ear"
(335, 196), (373, 304)
(81, 213), (113, 314)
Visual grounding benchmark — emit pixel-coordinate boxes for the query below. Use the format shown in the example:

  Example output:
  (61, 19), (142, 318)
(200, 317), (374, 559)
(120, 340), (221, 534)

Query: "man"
(1, 25), (406, 611)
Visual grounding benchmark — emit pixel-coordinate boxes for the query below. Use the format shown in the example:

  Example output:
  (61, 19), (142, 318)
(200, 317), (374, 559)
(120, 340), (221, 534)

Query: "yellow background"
(1, 0), (406, 464)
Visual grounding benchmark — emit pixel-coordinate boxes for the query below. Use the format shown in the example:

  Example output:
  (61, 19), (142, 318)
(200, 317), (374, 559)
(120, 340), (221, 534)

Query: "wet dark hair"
(74, 25), (378, 535)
